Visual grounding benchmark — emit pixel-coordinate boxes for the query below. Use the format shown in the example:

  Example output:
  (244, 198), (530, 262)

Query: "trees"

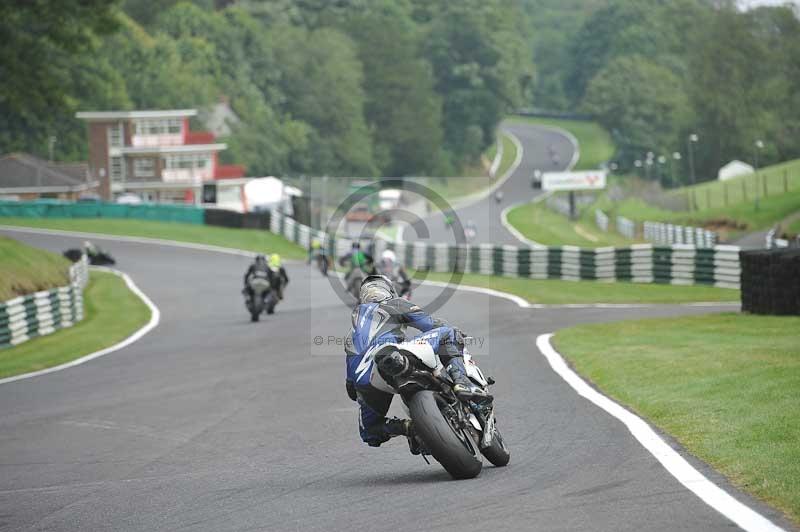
(582, 56), (690, 161)
(0, 0), (121, 159)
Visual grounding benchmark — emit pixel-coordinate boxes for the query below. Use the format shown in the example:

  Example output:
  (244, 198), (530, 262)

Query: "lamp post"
(754, 139), (765, 210)
(645, 152), (654, 180)
(634, 159), (642, 178)
(671, 152), (681, 187)
(687, 133), (699, 184)
(657, 155), (666, 183)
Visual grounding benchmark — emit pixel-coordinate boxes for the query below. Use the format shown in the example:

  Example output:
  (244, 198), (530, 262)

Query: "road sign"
(541, 170), (607, 191)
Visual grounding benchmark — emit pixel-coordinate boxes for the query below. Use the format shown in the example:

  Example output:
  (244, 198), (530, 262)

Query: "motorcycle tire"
(250, 311), (260, 322)
(480, 426), (510, 467)
(407, 390), (482, 480)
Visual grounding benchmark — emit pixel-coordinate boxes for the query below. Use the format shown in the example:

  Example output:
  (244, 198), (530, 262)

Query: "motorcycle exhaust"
(376, 350), (410, 378)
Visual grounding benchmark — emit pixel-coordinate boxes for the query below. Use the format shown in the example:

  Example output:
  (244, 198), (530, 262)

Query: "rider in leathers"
(344, 275), (488, 447)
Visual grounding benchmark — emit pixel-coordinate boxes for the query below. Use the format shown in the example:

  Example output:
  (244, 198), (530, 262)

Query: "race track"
(413, 121), (575, 246)
(1, 229), (788, 531)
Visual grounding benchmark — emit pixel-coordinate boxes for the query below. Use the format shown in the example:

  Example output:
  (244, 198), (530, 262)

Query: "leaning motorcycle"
(365, 339), (510, 479)
(243, 277), (276, 322)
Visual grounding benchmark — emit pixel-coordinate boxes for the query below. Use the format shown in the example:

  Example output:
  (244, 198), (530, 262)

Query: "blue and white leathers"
(344, 297), (458, 445)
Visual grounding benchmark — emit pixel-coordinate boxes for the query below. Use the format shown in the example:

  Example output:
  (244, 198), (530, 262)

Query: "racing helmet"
(269, 253), (282, 269)
(381, 249), (396, 263)
(359, 274), (396, 303)
(255, 254), (267, 265)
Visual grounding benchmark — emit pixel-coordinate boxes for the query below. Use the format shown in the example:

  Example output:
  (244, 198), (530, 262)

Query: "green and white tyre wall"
(268, 210), (741, 289)
(0, 256), (88, 348)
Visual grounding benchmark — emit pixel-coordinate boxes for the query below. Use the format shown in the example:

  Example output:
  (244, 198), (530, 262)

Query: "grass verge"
(508, 116), (615, 170)
(495, 132), (518, 178)
(0, 218), (306, 260)
(0, 235), (71, 300)
(506, 200), (636, 247)
(419, 271), (739, 304)
(553, 313), (800, 524)
(0, 271), (150, 379)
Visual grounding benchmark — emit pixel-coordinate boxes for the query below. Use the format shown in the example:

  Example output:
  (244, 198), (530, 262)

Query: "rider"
(243, 254), (271, 300)
(267, 253), (289, 300)
(344, 275), (488, 447)
(339, 241), (373, 283)
(308, 238), (322, 264)
(376, 249), (411, 299)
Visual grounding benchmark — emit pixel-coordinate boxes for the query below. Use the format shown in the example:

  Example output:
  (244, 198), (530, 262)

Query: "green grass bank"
(506, 201), (637, 247)
(419, 271), (738, 304)
(0, 270), (151, 379)
(554, 313), (800, 524)
(0, 235), (71, 300)
(0, 218), (306, 260)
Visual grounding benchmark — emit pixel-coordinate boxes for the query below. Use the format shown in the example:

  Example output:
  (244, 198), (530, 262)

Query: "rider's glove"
(345, 380), (357, 402)
(453, 328), (467, 348)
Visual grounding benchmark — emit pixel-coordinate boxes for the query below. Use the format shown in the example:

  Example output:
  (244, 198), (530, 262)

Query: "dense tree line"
(0, 0), (533, 177)
(523, 0), (800, 184)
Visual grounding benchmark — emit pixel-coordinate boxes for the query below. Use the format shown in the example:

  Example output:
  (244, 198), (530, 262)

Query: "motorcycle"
(364, 338), (510, 479)
(63, 247), (116, 266)
(315, 252), (330, 276)
(243, 277), (277, 322)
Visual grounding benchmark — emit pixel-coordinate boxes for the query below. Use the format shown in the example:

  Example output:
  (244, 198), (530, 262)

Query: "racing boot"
(446, 358), (492, 402)
(385, 418), (424, 455)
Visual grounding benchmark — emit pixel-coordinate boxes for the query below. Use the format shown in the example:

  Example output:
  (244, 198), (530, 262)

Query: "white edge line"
(0, 266), (161, 386)
(418, 279), (738, 310)
(489, 135), (503, 177)
(501, 192), (551, 248)
(535, 333), (785, 532)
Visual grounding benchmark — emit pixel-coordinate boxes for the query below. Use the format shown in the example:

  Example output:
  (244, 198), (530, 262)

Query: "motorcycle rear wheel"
(407, 390), (482, 480)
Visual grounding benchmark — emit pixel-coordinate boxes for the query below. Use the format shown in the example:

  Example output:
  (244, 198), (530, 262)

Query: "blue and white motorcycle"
(364, 338), (510, 479)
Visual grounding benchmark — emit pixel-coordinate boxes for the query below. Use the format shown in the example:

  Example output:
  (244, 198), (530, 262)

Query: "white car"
(115, 193), (143, 205)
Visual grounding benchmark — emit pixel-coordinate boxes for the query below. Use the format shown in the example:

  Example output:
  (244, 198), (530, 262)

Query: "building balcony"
(214, 164), (246, 179)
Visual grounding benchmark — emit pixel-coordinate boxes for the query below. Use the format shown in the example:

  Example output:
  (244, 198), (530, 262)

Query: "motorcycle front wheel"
(480, 426), (510, 467)
(407, 390), (482, 480)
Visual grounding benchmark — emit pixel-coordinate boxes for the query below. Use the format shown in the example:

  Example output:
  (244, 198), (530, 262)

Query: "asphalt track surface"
(410, 121), (575, 246)
(1, 229), (792, 531)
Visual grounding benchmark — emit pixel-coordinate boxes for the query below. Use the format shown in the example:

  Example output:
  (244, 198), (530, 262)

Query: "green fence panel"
(0, 201), (203, 224)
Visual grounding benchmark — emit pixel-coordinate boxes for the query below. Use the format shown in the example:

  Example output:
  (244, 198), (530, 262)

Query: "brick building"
(76, 109), (245, 203)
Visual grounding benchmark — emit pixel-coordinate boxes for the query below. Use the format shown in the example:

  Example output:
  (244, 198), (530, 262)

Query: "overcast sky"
(739, 0), (799, 8)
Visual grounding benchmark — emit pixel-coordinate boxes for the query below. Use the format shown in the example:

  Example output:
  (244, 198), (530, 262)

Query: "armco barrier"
(0, 200), (204, 224)
(740, 248), (800, 315)
(268, 210), (741, 289)
(0, 256), (89, 349)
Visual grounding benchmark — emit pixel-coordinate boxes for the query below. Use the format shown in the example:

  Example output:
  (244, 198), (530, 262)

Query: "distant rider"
(243, 254), (270, 301)
(308, 238), (322, 264)
(267, 253), (289, 300)
(344, 275), (488, 447)
(376, 249), (411, 299)
(339, 241), (373, 283)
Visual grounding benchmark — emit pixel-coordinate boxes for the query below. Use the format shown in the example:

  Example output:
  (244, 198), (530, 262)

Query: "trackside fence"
(0, 256), (89, 349)
(268, 210), (741, 289)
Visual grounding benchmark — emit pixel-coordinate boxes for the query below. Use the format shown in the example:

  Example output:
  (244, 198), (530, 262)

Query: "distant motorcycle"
(243, 277), (277, 322)
(63, 246), (116, 266)
(315, 252), (330, 276)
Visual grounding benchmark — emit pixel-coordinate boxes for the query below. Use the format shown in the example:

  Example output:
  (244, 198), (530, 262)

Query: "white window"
(135, 118), (183, 136)
(134, 158), (155, 178)
(108, 123), (123, 148)
(163, 153), (212, 170)
(110, 157), (125, 183)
